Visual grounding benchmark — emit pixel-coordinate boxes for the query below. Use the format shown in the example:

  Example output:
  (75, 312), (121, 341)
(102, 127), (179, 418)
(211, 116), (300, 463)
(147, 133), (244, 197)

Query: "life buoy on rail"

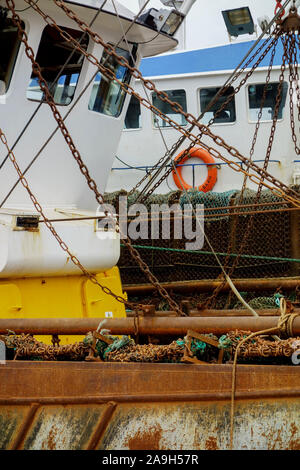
(172, 147), (218, 193)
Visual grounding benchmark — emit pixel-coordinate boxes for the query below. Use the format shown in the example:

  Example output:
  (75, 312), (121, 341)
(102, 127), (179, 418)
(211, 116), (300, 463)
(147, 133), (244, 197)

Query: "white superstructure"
(0, 0), (180, 276)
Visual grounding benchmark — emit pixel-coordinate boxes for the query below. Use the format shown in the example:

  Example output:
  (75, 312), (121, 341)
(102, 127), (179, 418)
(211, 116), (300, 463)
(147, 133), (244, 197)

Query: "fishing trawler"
(0, 0), (299, 451)
(0, 0), (187, 327)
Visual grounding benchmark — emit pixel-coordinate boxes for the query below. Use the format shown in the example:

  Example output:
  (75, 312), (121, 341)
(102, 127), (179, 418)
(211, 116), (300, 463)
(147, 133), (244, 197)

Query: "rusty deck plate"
(0, 361), (299, 450)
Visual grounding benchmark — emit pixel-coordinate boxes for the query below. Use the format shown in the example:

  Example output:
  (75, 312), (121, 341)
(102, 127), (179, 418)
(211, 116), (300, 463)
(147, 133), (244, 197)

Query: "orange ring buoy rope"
(172, 147), (218, 193)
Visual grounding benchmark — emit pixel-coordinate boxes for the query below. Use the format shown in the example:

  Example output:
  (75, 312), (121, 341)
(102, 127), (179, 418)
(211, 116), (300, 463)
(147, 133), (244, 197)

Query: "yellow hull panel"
(0, 267), (126, 344)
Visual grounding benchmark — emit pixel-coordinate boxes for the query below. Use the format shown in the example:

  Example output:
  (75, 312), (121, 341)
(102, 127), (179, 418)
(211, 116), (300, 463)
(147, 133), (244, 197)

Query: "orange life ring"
(172, 147), (218, 192)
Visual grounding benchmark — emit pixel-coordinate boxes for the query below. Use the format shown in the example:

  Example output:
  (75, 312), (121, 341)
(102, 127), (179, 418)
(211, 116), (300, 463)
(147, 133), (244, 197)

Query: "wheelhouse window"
(152, 89), (187, 128)
(199, 87), (236, 125)
(88, 46), (134, 117)
(124, 95), (141, 129)
(0, 14), (22, 94)
(248, 82), (288, 121)
(26, 25), (88, 105)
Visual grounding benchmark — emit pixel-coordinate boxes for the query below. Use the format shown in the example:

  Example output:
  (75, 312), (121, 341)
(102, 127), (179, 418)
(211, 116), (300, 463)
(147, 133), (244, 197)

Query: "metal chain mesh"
(2, 329), (300, 363)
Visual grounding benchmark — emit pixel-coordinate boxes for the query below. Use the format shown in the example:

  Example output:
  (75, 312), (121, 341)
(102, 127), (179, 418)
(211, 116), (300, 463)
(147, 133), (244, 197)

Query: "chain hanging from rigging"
(203, 1), (300, 309)
(22, 0), (300, 208)
(4, 0), (187, 317)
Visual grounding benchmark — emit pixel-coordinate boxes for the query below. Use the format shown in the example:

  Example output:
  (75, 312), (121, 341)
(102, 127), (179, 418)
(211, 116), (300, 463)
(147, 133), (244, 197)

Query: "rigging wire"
(115, 155), (145, 171)
(15, 0), (39, 12)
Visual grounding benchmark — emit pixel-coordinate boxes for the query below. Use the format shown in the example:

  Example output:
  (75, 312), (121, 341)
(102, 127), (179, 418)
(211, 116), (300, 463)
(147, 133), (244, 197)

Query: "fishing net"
(104, 187), (299, 284)
(2, 330), (300, 364)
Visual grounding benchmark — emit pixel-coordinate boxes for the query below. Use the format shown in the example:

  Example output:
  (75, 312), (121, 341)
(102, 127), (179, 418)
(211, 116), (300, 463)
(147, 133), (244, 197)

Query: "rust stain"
(289, 422), (300, 450)
(261, 424), (299, 450)
(46, 428), (57, 450)
(205, 436), (219, 450)
(127, 425), (162, 450)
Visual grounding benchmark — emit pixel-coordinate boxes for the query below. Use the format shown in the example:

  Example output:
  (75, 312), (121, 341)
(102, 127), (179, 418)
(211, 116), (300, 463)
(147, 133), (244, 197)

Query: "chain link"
(287, 32), (300, 155)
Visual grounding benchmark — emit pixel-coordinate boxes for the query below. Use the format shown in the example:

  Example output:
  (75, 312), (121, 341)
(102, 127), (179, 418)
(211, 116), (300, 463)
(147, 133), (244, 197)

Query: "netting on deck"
(104, 187), (298, 284)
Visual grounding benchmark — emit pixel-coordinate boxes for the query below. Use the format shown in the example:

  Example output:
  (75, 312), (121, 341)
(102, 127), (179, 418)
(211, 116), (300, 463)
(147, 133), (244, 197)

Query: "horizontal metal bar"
(124, 277), (300, 295)
(0, 388), (300, 405)
(0, 315), (299, 335)
(112, 160), (280, 171)
(126, 309), (280, 317)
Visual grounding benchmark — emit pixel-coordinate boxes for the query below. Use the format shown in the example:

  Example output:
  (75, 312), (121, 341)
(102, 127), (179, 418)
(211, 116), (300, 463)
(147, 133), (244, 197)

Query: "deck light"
(139, 7), (184, 36)
(138, 0), (196, 37)
(222, 7), (255, 37)
(160, 10), (185, 35)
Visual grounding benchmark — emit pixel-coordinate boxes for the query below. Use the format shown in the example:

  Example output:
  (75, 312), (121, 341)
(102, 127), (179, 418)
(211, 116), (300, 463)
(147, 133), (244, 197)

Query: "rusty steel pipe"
(127, 309), (281, 317)
(0, 314), (300, 335)
(123, 278), (300, 295)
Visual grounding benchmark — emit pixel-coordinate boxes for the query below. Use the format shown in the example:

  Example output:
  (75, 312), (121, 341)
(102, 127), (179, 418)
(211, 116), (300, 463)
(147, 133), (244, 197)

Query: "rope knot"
(278, 297), (299, 338)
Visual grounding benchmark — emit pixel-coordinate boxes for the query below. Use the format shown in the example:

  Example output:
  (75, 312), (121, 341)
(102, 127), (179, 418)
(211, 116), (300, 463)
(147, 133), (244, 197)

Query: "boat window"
(124, 95), (141, 129)
(199, 87), (236, 125)
(0, 15), (23, 94)
(152, 89), (187, 128)
(248, 82), (288, 121)
(26, 25), (89, 105)
(88, 46), (134, 118)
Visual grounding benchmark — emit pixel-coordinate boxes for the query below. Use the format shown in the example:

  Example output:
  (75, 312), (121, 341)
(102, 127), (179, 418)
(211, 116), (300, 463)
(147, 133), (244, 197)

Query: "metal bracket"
(181, 329), (224, 364)
(277, 5), (300, 32)
(85, 330), (114, 362)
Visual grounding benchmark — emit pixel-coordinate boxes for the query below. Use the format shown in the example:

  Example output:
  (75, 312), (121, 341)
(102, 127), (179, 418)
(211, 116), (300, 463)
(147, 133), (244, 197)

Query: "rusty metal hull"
(0, 361), (299, 450)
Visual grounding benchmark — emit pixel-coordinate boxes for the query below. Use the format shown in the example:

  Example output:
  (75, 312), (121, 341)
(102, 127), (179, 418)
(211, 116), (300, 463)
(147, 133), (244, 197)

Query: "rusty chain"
(221, 40), (281, 308)
(130, 34), (276, 199)
(5, 0), (186, 316)
(141, 30), (289, 203)
(22, 0), (300, 208)
(200, 31), (297, 309)
(243, 39), (280, 191)
(1, 332), (90, 361)
(0, 127), (138, 308)
(3, 329), (300, 362)
(287, 32), (300, 155)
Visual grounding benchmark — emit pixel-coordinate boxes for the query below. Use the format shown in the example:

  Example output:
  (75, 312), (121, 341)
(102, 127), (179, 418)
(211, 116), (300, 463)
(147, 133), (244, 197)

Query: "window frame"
(151, 88), (188, 130)
(88, 44), (137, 119)
(198, 85), (237, 126)
(246, 81), (288, 124)
(123, 94), (142, 131)
(0, 17), (24, 96)
(26, 24), (89, 106)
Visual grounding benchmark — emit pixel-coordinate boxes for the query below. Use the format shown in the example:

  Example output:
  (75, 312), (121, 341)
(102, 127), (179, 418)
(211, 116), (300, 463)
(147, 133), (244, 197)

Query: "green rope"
(121, 243), (300, 264)
(218, 335), (232, 349)
(102, 335), (133, 359)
